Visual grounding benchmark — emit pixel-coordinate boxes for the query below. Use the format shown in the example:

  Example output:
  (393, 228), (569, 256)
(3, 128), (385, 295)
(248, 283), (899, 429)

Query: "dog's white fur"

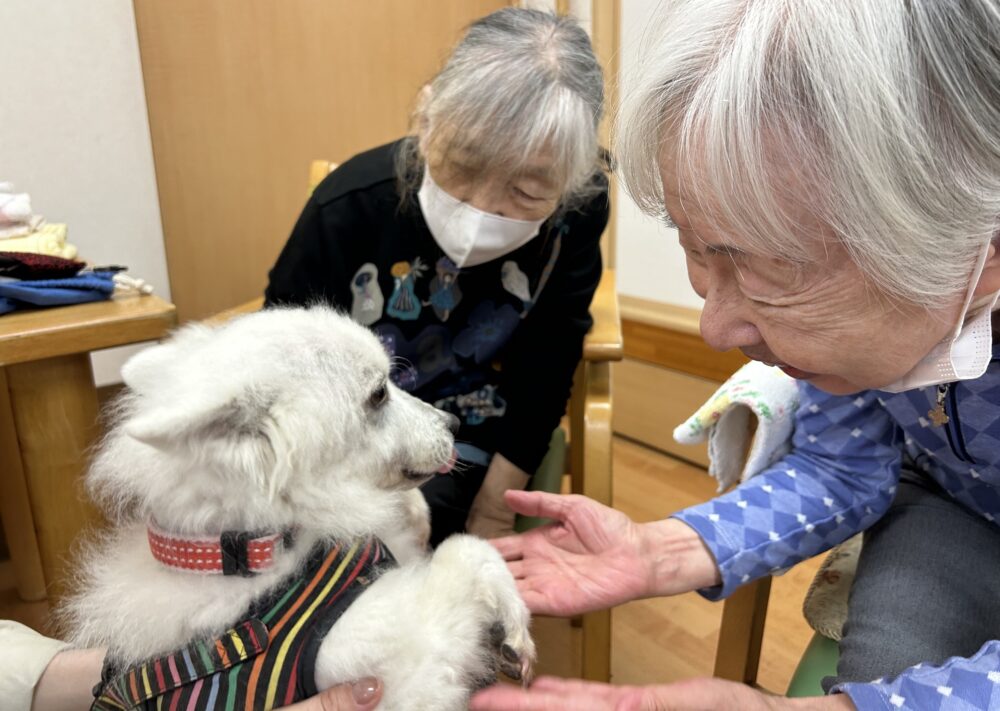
(61, 306), (534, 710)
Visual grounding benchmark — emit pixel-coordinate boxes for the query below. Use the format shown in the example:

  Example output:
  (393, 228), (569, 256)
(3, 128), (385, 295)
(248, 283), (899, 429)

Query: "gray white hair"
(616, 0), (1000, 306)
(397, 7), (605, 209)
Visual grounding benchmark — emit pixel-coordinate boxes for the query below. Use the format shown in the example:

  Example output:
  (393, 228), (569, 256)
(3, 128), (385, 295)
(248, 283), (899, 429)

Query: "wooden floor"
(0, 436), (821, 694)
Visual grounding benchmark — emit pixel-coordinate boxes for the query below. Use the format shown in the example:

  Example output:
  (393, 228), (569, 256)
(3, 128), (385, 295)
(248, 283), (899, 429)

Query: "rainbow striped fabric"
(92, 537), (394, 711)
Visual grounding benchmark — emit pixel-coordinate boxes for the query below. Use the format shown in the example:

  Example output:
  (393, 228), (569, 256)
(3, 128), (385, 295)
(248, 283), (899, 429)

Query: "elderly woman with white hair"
(266, 8), (608, 544)
(472, 1), (1000, 710)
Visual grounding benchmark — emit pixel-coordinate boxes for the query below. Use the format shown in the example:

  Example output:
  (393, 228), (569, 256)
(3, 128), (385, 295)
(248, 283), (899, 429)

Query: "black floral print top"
(265, 140), (608, 475)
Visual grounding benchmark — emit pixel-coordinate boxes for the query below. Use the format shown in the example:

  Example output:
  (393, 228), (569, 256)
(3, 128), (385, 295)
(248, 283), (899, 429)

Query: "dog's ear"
(121, 342), (182, 395)
(126, 387), (279, 485)
(121, 325), (215, 395)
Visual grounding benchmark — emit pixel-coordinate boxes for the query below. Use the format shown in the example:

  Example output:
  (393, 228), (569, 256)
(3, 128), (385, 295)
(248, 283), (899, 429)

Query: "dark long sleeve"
(264, 196), (352, 308)
(494, 191), (609, 474)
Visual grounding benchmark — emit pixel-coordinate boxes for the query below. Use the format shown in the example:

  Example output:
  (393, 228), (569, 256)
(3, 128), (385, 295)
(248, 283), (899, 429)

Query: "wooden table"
(0, 296), (176, 603)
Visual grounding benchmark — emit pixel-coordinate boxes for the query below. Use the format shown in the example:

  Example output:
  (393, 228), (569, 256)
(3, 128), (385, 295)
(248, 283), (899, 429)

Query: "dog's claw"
(521, 659), (534, 687)
(500, 658), (523, 681)
(501, 644), (519, 663)
(486, 624), (532, 683)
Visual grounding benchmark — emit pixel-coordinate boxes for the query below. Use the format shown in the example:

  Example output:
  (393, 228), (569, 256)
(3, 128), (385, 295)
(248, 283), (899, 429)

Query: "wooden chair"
(714, 553), (847, 698)
(711, 433), (848, 696)
(0, 296), (177, 604)
(211, 160), (624, 681)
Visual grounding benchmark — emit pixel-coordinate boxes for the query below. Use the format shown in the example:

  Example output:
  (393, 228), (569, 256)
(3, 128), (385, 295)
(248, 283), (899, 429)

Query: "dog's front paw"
(487, 619), (535, 684)
(434, 535), (537, 685)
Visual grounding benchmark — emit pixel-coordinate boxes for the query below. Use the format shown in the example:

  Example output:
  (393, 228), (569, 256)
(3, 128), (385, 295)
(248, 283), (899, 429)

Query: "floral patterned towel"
(674, 360), (801, 491)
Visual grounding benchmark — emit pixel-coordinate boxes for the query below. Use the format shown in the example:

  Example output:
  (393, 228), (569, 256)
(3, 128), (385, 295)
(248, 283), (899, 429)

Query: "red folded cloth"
(0, 251), (86, 280)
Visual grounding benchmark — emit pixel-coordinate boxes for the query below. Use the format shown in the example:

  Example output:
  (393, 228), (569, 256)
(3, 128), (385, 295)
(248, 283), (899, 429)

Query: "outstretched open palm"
(491, 490), (653, 617)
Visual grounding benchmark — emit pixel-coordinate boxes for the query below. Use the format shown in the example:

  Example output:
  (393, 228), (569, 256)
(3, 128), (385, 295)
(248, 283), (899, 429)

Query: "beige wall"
(0, 1), (171, 385)
(615, 0), (703, 311)
(135, 0), (512, 322)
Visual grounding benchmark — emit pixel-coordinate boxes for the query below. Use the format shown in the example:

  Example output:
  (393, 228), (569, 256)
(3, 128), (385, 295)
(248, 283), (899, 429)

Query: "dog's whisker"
(389, 356), (415, 371)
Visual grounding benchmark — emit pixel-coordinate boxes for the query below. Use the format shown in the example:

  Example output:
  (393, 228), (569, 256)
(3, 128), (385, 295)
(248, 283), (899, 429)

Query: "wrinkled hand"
(467, 454), (530, 540)
(470, 676), (857, 710)
(276, 679), (382, 710)
(490, 491), (655, 616)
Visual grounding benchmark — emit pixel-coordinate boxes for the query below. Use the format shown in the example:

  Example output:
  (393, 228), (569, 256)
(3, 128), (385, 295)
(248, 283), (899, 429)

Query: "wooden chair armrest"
(205, 296), (265, 326)
(714, 576), (773, 686)
(309, 160), (333, 196)
(584, 269), (623, 363)
(568, 358), (614, 682)
(572, 362), (612, 505)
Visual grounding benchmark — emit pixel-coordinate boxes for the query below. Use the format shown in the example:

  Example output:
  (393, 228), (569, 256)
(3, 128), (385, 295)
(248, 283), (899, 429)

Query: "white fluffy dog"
(62, 306), (534, 710)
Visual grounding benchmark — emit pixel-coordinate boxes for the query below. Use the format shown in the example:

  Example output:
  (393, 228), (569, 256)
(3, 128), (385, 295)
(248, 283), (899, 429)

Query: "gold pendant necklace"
(928, 383), (951, 427)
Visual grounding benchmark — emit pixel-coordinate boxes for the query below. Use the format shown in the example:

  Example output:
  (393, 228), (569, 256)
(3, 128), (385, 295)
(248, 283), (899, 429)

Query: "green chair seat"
(514, 427), (567, 533)
(786, 633), (840, 697)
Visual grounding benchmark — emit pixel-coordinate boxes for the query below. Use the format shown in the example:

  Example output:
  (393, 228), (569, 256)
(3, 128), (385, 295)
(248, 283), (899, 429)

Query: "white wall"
(615, 0), (703, 310)
(0, 1), (170, 385)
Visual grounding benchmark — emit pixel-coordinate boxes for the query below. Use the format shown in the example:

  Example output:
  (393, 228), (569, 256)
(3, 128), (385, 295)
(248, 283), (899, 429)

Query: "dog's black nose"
(444, 413), (461, 434)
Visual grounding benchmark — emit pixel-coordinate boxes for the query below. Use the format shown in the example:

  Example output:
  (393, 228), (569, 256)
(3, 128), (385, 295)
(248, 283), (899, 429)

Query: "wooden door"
(134, 0), (510, 321)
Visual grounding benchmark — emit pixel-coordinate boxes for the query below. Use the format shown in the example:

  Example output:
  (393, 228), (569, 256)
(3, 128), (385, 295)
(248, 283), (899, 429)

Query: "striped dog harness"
(92, 538), (395, 711)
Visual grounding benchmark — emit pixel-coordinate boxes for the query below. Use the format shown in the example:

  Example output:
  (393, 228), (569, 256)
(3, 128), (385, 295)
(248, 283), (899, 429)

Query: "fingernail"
(352, 677), (380, 705)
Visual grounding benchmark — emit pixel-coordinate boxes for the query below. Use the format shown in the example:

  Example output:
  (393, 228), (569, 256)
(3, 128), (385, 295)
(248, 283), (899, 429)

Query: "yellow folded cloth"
(0, 223), (78, 259)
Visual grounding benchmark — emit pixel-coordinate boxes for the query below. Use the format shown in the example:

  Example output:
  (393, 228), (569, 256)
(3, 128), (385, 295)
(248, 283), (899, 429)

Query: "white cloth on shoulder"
(673, 360), (800, 491)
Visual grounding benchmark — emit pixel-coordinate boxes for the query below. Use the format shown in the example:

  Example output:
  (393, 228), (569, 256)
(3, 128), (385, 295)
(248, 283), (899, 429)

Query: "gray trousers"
(823, 466), (1000, 690)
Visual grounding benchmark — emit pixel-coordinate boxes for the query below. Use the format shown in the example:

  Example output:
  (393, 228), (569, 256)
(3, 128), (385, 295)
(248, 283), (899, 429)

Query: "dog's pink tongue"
(437, 448), (459, 474)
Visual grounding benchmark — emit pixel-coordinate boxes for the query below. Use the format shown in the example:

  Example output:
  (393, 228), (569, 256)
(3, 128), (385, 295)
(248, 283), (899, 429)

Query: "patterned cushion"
(803, 534), (863, 641)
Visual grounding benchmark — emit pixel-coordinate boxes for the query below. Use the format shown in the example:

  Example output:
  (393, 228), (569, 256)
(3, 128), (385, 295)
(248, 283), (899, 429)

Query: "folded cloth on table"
(112, 272), (154, 295)
(0, 215), (44, 240)
(673, 359), (800, 491)
(0, 251), (85, 280)
(0, 224), (77, 259)
(0, 271), (115, 310)
(0, 191), (32, 226)
(0, 183), (47, 238)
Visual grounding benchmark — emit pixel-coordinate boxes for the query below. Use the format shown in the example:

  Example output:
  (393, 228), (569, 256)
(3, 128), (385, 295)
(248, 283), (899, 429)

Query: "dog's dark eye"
(369, 383), (389, 408)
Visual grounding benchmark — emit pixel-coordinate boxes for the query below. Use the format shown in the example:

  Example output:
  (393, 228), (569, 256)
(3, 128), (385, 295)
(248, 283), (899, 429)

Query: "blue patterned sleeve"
(836, 640), (1000, 710)
(673, 383), (903, 600)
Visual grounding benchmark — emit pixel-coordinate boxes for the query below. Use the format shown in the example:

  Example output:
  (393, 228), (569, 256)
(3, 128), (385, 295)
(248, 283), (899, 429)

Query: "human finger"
(275, 679), (382, 710)
(528, 676), (635, 701)
(502, 490), (574, 520)
(491, 534), (525, 561)
(470, 683), (588, 711)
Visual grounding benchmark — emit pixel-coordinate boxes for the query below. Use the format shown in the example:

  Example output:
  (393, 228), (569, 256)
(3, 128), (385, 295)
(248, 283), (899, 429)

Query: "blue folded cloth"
(0, 271), (116, 313)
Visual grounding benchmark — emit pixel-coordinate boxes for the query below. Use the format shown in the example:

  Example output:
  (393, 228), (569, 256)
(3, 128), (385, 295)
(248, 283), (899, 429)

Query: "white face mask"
(881, 239), (1000, 393)
(417, 169), (548, 268)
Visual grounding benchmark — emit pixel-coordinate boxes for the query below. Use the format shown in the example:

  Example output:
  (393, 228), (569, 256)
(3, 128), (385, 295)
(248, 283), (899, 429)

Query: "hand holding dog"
(279, 679), (383, 710)
(491, 491), (722, 617)
(470, 676), (857, 710)
(30, 648), (382, 711)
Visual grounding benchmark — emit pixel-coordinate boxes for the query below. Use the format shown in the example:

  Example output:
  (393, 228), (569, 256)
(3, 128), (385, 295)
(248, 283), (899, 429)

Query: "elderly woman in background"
(1, 9), (610, 711)
(472, 1), (1000, 709)
(266, 7), (608, 545)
